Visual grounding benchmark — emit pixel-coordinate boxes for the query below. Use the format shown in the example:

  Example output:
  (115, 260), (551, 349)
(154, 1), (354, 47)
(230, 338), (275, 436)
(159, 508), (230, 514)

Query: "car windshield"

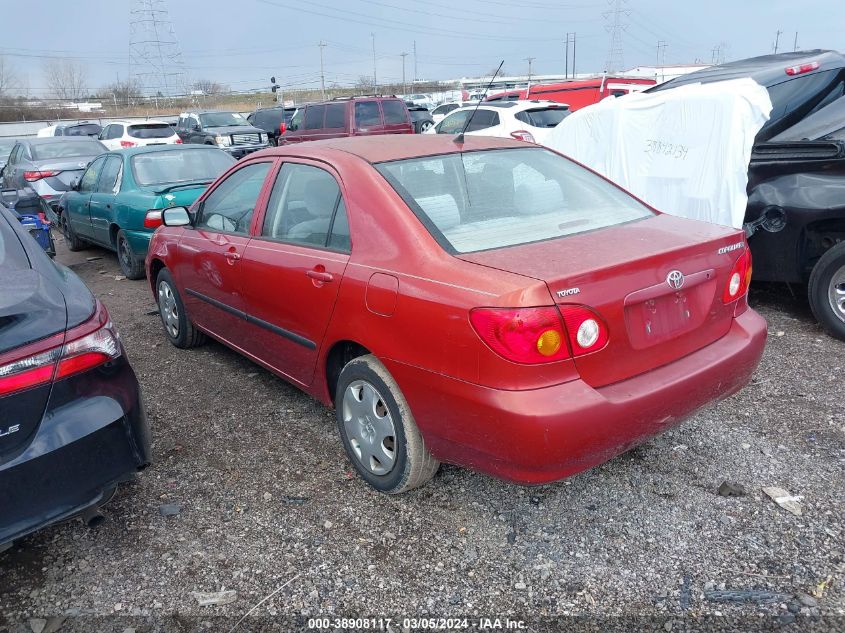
(31, 141), (104, 160)
(376, 147), (653, 253)
(131, 148), (235, 187)
(199, 112), (249, 127)
(516, 108), (569, 128)
(128, 123), (175, 139)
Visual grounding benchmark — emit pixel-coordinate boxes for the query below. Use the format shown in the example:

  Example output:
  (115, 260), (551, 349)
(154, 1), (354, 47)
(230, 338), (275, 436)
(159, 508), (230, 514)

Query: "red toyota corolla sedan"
(145, 135), (767, 493)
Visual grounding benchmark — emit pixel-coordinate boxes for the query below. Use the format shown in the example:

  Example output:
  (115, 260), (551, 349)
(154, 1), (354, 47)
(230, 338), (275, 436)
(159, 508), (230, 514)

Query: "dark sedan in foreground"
(0, 203), (150, 550)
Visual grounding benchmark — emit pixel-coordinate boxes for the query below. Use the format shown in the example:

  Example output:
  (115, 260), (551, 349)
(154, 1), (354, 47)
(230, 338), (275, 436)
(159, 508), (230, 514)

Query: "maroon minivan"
(280, 96), (413, 144)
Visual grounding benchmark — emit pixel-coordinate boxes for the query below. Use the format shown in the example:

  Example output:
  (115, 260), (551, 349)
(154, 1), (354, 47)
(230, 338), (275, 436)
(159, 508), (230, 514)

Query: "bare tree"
(355, 75), (375, 92)
(0, 56), (18, 97)
(43, 60), (88, 101)
(98, 79), (143, 107)
(191, 79), (227, 95)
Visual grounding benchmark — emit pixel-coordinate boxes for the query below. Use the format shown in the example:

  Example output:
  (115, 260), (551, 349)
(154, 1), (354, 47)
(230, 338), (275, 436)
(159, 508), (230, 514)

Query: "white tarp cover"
(546, 78), (772, 229)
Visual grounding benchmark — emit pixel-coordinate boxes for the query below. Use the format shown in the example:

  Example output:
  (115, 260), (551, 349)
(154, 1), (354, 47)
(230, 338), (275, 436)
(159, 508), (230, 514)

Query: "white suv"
(98, 120), (180, 150)
(426, 101), (570, 145)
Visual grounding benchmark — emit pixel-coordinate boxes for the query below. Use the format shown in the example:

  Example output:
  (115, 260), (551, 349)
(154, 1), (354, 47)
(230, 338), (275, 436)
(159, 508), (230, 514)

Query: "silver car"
(0, 137), (107, 207)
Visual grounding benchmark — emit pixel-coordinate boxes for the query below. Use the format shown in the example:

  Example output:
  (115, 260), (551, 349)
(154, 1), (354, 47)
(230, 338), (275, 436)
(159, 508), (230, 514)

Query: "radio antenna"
(454, 60), (504, 145)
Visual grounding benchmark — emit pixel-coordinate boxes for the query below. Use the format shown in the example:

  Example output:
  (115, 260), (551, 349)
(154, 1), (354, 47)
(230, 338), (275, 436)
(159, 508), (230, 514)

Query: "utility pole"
(400, 52), (408, 95)
(413, 40), (417, 83)
(572, 32), (576, 76)
(318, 41), (327, 100)
(657, 40), (667, 66)
(526, 56), (535, 90)
(371, 32), (377, 91)
(565, 33), (569, 79)
(793, 31), (799, 52)
(773, 29), (783, 54)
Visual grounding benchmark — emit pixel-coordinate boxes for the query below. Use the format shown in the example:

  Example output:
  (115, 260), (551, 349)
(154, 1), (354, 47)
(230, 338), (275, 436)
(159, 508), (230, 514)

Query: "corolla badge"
(0, 424), (20, 438)
(666, 270), (685, 290)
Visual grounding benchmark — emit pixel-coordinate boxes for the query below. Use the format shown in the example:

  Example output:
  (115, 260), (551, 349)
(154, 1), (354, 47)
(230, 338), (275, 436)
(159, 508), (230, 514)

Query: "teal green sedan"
(59, 144), (235, 278)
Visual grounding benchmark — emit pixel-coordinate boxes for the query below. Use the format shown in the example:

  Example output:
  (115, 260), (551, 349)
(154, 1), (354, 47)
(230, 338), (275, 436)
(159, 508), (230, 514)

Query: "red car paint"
(145, 135), (767, 484)
(485, 76), (657, 111)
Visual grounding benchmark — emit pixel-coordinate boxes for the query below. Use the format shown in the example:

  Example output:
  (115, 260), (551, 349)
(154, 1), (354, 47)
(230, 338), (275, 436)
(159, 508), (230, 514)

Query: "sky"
(1, 0), (844, 97)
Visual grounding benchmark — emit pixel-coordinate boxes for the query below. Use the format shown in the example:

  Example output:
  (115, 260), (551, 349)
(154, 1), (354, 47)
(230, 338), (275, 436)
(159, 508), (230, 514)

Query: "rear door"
(320, 102), (348, 140)
(239, 161), (351, 386)
(67, 156), (106, 240)
(353, 100), (384, 135)
(88, 155), (122, 245)
(381, 99), (413, 135)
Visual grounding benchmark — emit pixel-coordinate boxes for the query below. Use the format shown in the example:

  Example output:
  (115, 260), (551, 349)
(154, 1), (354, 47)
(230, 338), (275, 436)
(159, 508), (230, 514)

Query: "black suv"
(652, 50), (845, 340)
(175, 110), (270, 158)
(248, 106), (297, 145)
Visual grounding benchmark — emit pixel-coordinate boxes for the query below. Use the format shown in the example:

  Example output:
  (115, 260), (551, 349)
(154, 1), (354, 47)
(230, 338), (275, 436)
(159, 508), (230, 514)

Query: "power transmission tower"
(773, 29), (783, 54)
(603, 0), (629, 73)
(129, 0), (186, 101)
(657, 40), (667, 66)
(400, 52), (408, 95)
(318, 41), (327, 100)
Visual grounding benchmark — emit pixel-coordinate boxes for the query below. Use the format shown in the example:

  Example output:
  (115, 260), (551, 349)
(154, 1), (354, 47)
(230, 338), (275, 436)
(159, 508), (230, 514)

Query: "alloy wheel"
(158, 280), (180, 338)
(342, 380), (397, 475)
(419, 121), (433, 133)
(118, 236), (132, 269)
(828, 264), (845, 324)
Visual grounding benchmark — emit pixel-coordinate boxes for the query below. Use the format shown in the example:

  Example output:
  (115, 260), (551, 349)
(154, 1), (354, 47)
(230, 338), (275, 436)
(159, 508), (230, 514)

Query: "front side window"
(354, 101), (381, 127)
(304, 105), (326, 130)
(196, 161), (271, 235)
(78, 156), (106, 193)
(288, 109), (304, 131)
(261, 163), (347, 249)
(376, 147), (653, 253)
(382, 100), (408, 124)
(436, 110), (470, 134)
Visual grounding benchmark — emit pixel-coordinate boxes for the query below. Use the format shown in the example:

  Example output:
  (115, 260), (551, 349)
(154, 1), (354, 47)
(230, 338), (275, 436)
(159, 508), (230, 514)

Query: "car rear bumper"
(384, 309), (768, 484)
(0, 354), (151, 547)
(124, 228), (154, 256)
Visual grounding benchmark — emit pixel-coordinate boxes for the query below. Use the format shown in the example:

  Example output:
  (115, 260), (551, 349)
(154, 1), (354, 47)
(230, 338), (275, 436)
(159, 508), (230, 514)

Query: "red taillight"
(143, 209), (163, 229)
(0, 301), (120, 398)
(279, 121), (287, 134)
(723, 249), (752, 304)
(120, 140), (136, 148)
(558, 305), (609, 356)
(174, 138), (183, 144)
(510, 130), (536, 143)
(23, 170), (59, 182)
(469, 307), (569, 364)
(785, 61), (820, 76)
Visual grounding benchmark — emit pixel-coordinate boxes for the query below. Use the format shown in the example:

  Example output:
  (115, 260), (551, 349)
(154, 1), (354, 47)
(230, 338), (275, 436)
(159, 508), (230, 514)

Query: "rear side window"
(66, 124), (101, 137)
(304, 105), (326, 130)
(106, 125), (124, 139)
(764, 70), (844, 136)
(128, 124), (174, 139)
(324, 103), (346, 128)
(376, 147), (653, 254)
(354, 102), (382, 127)
(514, 108), (569, 128)
(0, 214), (30, 270)
(466, 110), (499, 132)
(382, 100), (408, 124)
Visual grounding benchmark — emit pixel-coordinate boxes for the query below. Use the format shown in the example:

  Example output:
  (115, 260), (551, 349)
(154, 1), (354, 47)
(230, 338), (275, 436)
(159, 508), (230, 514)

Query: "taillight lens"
(469, 307), (569, 364)
(785, 61), (820, 76)
(23, 170), (59, 182)
(723, 249), (752, 304)
(510, 130), (536, 143)
(144, 209), (163, 228)
(279, 121), (287, 134)
(120, 140), (136, 148)
(174, 138), (183, 144)
(0, 301), (120, 398)
(558, 305), (609, 356)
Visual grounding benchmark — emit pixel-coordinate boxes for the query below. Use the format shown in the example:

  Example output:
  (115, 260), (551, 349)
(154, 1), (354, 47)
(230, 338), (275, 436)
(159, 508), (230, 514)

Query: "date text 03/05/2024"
(306, 617), (527, 630)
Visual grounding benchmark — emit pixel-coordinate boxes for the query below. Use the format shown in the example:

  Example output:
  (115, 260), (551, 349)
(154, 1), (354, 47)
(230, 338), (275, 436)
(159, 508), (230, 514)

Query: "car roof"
(106, 119), (171, 126)
(653, 49), (845, 90)
(261, 134), (529, 164)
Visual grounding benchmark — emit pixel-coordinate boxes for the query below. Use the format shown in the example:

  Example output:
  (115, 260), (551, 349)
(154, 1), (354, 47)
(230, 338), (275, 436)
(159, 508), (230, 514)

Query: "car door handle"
(223, 251), (241, 261)
(306, 270), (334, 282)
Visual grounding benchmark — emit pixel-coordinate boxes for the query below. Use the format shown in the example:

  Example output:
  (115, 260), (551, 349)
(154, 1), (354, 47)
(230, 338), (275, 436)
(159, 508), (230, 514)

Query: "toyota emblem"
(666, 270), (685, 290)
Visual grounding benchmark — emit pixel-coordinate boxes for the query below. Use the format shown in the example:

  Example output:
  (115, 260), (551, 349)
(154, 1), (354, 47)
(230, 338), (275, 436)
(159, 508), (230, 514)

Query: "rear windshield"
(515, 108), (569, 128)
(376, 147), (653, 253)
(65, 124), (102, 136)
(31, 140), (104, 160)
(131, 148), (235, 187)
(128, 123), (175, 139)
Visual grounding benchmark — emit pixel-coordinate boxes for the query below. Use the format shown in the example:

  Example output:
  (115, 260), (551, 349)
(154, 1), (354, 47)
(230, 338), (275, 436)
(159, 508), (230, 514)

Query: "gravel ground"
(1, 237), (843, 632)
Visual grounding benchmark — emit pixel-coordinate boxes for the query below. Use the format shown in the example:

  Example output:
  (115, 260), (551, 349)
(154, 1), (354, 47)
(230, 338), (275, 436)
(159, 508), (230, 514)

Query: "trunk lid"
(459, 214), (748, 388)
(34, 157), (97, 190)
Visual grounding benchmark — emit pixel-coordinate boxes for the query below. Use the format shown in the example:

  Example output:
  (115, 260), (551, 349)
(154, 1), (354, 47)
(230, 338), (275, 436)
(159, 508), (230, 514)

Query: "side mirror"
(162, 206), (192, 227)
(70, 177), (81, 190)
(191, 123), (201, 132)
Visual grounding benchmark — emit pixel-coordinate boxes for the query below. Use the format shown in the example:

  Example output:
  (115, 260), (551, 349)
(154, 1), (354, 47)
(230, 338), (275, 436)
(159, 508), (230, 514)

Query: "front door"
(88, 155), (122, 245)
(174, 160), (274, 344)
(240, 161), (351, 387)
(67, 155), (106, 240)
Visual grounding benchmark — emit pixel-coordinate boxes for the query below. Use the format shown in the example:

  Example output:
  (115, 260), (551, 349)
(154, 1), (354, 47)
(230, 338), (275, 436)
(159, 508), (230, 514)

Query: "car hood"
(205, 125), (265, 135)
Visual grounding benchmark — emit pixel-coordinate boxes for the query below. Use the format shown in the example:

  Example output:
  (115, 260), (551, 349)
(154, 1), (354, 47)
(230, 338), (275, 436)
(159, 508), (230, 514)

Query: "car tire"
(116, 229), (145, 280)
(335, 354), (439, 494)
(60, 212), (87, 252)
(418, 120), (433, 133)
(808, 241), (845, 341)
(155, 268), (206, 349)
